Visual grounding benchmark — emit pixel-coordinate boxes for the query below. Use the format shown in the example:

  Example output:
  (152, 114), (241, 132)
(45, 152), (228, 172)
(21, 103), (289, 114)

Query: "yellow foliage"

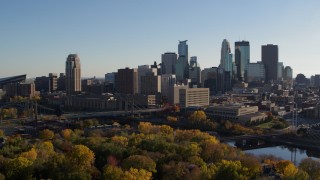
(20, 148), (37, 161)
(68, 144), (95, 171)
(188, 111), (207, 124)
(276, 160), (298, 177)
(39, 129), (54, 140)
(61, 129), (73, 140)
(123, 168), (152, 180)
(111, 136), (129, 147)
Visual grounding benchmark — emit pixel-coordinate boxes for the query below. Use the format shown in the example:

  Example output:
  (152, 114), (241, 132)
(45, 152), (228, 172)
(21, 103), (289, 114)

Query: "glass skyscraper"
(220, 39), (233, 72)
(235, 41), (250, 82)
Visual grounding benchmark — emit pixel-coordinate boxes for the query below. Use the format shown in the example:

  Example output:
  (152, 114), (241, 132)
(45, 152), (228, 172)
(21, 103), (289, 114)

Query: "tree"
(67, 144), (95, 171)
(39, 129), (54, 140)
(103, 165), (124, 180)
(111, 136), (128, 147)
(20, 148), (37, 161)
(215, 160), (249, 180)
(276, 160), (299, 178)
(299, 158), (320, 180)
(188, 111), (207, 124)
(5, 157), (34, 179)
(123, 168), (152, 180)
(61, 129), (73, 141)
(122, 155), (156, 173)
(0, 130), (4, 137)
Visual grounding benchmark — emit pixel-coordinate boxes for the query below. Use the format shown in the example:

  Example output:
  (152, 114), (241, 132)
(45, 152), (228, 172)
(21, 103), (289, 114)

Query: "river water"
(227, 141), (320, 164)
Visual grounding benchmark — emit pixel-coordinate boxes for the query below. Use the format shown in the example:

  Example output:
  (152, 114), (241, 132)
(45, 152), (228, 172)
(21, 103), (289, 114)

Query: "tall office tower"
(262, 44), (278, 82)
(105, 72), (117, 84)
(189, 56), (201, 86)
(277, 62), (284, 80)
(138, 65), (157, 94)
(246, 62), (266, 83)
(283, 66), (293, 81)
(201, 67), (225, 95)
(161, 52), (177, 75)
(141, 72), (161, 95)
(220, 39), (233, 72)
(115, 68), (138, 94)
(57, 73), (66, 91)
(161, 74), (176, 98)
(235, 41), (250, 82)
(178, 40), (188, 60)
(175, 55), (189, 82)
(66, 54), (81, 95)
(49, 73), (57, 92)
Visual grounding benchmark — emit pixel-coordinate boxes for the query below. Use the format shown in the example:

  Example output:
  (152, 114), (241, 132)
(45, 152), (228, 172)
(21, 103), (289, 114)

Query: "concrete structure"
(220, 39), (233, 72)
(262, 44), (278, 82)
(49, 73), (58, 92)
(138, 65), (157, 93)
(161, 52), (177, 75)
(115, 68), (138, 94)
(205, 105), (266, 122)
(168, 84), (188, 105)
(235, 41), (250, 81)
(65, 94), (118, 111)
(4, 82), (38, 98)
(161, 74), (176, 98)
(179, 88), (209, 108)
(57, 73), (66, 91)
(35, 76), (50, 93)
(141, 73), (161, 95)
(66, 54), (81, 95)
(246, 62), (265, 83)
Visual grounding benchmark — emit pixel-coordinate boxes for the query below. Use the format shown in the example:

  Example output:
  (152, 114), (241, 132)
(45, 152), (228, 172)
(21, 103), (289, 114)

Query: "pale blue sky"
(1, 1), (320, 78)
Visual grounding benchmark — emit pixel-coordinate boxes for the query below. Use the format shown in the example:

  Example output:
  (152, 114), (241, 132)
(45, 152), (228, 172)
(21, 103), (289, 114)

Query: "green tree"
(299, 158), (320, 180)
(215, 160), (249, 180)
(102, 165), (124, 180)
(5, 157), (34, 179)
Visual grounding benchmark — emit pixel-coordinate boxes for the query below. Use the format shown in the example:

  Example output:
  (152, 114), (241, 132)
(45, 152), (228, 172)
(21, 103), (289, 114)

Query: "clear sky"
(1, 0), (320, 78)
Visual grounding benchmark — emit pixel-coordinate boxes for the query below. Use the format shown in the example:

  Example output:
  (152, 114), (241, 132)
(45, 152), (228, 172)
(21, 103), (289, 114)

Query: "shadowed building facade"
(66, 54), (81, 95)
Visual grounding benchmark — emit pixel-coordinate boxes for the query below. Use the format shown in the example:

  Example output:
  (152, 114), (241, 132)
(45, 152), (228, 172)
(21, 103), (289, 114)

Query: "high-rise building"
(161, 52), (177, 75)
(57, 73), (66, 91)
(235, 41), (250, 81)
(178, 40), (188, 60)
(246, 62), (265, 82)
(277, 62), (284, 80)
(66, 54), (81, 95)
(283, 66), (293, 81)
(138, 65), (157, 94)
(313, 75), (320, 87)
(115, 68), (138, 94)
(105, 72), (117, 84)
(161, 74), (176, 98)
(189, 56), (201, 86)
(220, 39), (233, 72)
(175, 55), (189, 82)
(262, 44), (278, 82)
(49, 73), (57, 92)
(201, 67), (225, 95)
(141, 73), (161, 95)
(35, 76), (50, 93)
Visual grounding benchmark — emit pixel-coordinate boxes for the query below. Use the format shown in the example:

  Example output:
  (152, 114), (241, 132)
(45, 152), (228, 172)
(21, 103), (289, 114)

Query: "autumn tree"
(103, 165), (124, 180)
(5, 157), (34, 179)
(39, 129), (54, 140)
(188, 110), (207, 124)
(214, 160), (250, 180)
(123, 168), (152, 180)
(122, 155), (156, 173)
(299, 158), (320, 180)
(61, 129), (73, 141)
(276, 160), (299, 178)
(67, 144), (95, 171)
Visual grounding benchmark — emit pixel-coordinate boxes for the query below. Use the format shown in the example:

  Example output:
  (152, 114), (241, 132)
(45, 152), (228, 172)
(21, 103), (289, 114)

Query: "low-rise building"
(179, 88), (209, 108)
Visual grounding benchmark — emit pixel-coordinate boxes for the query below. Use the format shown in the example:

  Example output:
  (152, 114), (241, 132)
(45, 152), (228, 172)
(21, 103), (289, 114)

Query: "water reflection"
(227, 141), (320, 164)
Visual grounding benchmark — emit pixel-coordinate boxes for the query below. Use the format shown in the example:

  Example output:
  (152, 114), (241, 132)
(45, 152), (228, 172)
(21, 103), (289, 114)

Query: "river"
(227, 141), (320, 164)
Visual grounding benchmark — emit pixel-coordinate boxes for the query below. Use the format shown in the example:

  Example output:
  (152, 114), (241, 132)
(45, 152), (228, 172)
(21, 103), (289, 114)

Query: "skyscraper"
(220, 39), (233, 72)
(161, 52), (177, 75)
(178, 40), (188, 60)
(189, 56), (201, 86)
(115, 68), (138, 94)
(175, 55), (189, 82)
(66, 54), (81, 95)
(262, 44), (278, 82)
(235, 41), (250, 82)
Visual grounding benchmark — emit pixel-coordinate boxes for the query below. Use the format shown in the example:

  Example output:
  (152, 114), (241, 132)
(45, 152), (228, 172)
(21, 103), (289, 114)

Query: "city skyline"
(1, 1), (320, 78)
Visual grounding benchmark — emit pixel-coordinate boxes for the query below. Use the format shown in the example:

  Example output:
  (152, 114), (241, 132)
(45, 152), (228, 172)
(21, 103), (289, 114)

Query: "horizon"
(1, 1), (320, 78)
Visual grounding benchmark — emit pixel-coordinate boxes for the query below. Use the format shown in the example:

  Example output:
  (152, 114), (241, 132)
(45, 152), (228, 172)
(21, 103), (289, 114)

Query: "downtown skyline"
(1, 1), (320, 78)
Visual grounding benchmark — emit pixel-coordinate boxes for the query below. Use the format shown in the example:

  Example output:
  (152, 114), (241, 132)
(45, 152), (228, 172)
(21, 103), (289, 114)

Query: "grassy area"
(256, 121), (274, 129)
